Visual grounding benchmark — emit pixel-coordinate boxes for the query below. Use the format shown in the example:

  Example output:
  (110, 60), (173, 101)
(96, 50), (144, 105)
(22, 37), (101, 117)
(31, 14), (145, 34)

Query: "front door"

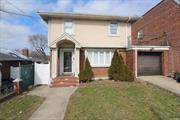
(63, 51), (72, 73)
(60, 48), (74, 75)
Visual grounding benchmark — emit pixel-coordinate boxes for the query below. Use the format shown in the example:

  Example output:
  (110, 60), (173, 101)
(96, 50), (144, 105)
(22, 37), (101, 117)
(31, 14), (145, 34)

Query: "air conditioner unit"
(137, 30), (144, 39)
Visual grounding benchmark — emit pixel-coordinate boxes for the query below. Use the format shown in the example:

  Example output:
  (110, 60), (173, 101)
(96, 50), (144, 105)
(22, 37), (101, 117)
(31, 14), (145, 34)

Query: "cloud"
(57, 0), (72, 11)
(0, 0), (161, 50)
(73, 0), (161, 16)
(0, 20), (34, 49)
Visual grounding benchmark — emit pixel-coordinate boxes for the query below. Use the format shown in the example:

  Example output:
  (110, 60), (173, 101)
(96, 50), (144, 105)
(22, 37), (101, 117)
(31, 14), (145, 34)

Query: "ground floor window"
(86, 49), (114, 67)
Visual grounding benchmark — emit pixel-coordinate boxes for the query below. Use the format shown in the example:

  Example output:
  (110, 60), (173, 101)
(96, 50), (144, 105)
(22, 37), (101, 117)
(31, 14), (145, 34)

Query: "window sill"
(91, 65), (110, 68)
(64, 32), (75, 36)
(108, 34), (120, 37)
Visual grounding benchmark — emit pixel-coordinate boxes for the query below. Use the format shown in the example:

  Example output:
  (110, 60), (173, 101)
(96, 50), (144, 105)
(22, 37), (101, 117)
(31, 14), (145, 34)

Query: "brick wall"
(132, 0), (180, 74)
(126, 50), (135, 74)
(92, 67), (109, 77)
(162, 50), (170, 76)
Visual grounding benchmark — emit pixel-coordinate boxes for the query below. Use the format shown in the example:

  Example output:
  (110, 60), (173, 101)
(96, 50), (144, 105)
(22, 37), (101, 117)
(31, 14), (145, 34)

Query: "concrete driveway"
(28, 86), (77, 120)
(138, 76), (180, 95)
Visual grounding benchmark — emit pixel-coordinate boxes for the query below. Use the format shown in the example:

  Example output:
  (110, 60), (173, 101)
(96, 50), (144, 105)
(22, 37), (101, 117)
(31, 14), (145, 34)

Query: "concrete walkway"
(138, 76), (180, 95)
(28, 86), (77, 120)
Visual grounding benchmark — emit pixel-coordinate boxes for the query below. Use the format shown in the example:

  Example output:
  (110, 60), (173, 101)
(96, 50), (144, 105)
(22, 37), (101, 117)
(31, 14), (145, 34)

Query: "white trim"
(127, 46), (170, 51)
(63, 19), (75, 35)
(50, 33), (82, 48)
(135, 49), (138, 78)
(108, 21), (120, 36)
(74, 48), (80, 77)
(60, 48), (74, 75)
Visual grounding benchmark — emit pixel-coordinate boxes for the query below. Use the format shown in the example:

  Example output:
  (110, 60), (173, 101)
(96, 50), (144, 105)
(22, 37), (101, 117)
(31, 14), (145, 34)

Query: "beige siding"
(48, 19), (131, 48)
(48, 19), (63, 47)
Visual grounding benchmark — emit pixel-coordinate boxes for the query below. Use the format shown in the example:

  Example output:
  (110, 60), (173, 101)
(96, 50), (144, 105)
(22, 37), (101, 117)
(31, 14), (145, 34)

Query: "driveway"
(28, 86), (77, 120)
(138, 76), (180, 95)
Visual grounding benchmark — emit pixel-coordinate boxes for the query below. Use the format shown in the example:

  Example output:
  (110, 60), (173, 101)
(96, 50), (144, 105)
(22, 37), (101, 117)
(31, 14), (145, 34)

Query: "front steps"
(51, 76), (79, 87)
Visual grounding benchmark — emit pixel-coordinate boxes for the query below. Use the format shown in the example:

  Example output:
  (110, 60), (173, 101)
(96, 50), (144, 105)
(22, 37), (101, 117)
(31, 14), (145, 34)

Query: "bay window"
(86, 49), (114, 67)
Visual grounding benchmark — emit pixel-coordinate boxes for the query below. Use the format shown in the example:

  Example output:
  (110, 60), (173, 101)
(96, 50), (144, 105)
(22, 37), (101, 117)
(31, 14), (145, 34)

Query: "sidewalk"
(138, 76), (180, 95)
(28, 86), (77, 120)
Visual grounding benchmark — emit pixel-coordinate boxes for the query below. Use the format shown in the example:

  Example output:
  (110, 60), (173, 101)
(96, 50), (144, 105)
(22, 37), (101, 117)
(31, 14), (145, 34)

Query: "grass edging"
(136, 78), (180, 97)
(0, 93), (45, 120)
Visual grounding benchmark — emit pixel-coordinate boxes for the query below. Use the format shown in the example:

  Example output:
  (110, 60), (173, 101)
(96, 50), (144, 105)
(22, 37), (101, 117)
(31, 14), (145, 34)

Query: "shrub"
(108, 49), (134, 81)
(123, 65), (134, 81)
(78, 58), (94, 83)
(108, 49), (124, 81)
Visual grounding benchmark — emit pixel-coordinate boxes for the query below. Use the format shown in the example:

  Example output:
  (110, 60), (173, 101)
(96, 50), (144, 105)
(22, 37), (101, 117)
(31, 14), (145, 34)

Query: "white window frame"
(63, 19), (75, 35)
(86, 49), (114, 67)
(108, 21), (119, 36)
(137, 29), (144, 39)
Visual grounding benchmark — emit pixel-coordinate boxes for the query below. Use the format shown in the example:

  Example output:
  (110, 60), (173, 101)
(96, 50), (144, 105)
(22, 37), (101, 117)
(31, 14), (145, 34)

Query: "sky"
(0, 0), (161, 50)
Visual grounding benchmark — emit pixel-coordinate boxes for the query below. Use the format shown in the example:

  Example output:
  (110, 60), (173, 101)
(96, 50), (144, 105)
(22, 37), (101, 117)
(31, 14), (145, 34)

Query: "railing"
(0, 81), (15, 99)
(128, 32), (169, 47)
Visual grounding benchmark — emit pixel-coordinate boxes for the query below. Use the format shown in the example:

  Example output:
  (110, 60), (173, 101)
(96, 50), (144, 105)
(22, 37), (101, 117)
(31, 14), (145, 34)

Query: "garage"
(138, 52), (162, 76)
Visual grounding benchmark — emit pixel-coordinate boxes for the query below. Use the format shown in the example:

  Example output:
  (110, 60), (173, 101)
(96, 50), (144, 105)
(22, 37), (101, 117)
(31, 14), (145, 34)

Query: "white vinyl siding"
(64, 20), (74, 35)
(86, 49), (114, 67)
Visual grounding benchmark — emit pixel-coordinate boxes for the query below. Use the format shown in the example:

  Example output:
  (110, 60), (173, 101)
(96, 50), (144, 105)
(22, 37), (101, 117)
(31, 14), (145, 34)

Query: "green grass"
(0, 94), (44, 120)
(65, 82), (180, 120)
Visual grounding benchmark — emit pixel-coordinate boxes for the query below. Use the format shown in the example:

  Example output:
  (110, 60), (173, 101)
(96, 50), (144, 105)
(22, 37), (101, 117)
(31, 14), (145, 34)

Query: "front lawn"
(0, 94), (44, 120)
(65, 82), (180, 120)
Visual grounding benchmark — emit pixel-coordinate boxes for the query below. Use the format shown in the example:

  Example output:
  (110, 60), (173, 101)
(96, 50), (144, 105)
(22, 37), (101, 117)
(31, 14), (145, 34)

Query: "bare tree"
(28, 34), (48, 59)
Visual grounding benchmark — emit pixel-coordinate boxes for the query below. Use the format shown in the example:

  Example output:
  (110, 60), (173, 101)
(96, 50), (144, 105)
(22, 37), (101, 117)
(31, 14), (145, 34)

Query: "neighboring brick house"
(39, 12), (138, 86)
(129, 0), (180, 77)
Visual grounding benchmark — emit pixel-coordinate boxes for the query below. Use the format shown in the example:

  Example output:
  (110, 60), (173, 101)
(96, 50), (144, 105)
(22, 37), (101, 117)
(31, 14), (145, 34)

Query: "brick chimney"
(21, 48), (29, 57)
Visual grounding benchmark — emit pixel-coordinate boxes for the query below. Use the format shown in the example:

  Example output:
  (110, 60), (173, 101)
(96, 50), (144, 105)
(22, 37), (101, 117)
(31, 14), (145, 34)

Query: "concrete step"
(53, 79), (79, 83)
(52, 82), (79, 87)
(51, 76), (79, 87)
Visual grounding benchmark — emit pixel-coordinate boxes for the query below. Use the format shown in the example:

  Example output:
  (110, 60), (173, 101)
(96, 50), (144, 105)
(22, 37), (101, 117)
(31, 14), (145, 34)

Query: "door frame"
(60, 48), (74, 75)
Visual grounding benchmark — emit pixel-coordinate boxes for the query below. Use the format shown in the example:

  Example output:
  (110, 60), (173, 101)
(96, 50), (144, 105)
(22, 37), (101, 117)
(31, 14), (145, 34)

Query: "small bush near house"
(79, 58), (94, 83)
(108, 49), (134, 81)
(123, 65), (134, 81)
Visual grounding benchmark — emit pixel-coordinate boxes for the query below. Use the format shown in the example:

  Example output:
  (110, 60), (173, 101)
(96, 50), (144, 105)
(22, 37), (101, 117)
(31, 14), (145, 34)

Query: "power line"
(5, 0), (26, 14)
(0, 0), (47, 28)
(0, 8), (33, 18)
(0, 8), (47, 28)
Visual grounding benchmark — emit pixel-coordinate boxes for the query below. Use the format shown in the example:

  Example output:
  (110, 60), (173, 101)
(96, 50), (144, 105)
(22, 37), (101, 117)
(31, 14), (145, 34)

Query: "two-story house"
(39, 12), (138, 85)
(129, 0), (180, 77)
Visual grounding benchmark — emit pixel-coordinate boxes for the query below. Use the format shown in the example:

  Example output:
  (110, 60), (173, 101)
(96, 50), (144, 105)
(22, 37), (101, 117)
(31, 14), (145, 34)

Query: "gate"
(20, 64), (34, 90)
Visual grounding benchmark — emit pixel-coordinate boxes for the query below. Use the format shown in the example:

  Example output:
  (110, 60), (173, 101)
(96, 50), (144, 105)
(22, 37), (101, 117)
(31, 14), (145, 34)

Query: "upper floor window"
(109, 21), (118, 35)
(137, 29), (144, 39)
(64, 20), (74, 35)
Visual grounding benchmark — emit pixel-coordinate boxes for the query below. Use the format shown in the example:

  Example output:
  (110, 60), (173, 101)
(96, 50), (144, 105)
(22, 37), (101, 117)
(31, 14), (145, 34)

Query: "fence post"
(13, 78), (22, 94)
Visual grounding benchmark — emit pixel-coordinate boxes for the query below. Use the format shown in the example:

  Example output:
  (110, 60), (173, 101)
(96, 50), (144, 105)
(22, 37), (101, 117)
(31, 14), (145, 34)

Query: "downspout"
(126, 17), (131, 23)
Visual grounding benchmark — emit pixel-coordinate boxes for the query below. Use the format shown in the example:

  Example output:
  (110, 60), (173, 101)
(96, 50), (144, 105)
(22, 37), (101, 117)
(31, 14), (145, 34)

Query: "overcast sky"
(0, 0), (161, 50)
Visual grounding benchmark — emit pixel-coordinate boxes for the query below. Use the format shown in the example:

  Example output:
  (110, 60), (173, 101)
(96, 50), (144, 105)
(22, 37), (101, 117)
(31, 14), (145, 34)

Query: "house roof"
(142, 0), (179, 17)
(50, 33), (82, 48)
(0, 48), (31, 61)
(38, 12), (139, 23)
